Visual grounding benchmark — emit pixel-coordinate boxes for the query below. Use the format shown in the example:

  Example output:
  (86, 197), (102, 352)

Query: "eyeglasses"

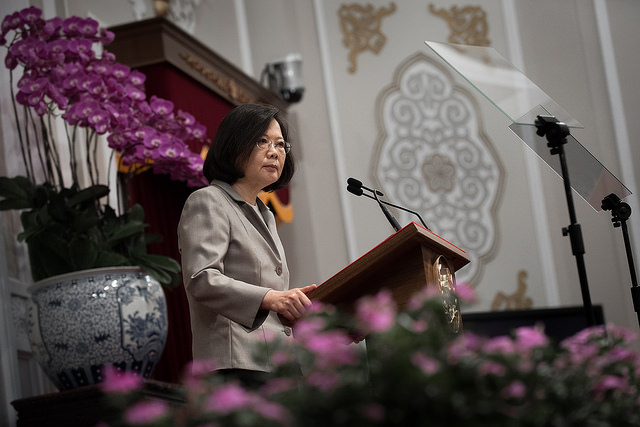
(255, 138), (291, 154)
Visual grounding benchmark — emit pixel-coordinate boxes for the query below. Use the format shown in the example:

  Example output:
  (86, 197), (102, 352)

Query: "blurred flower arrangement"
(99, 284), (640, 426)
(0, 7), (209, 286)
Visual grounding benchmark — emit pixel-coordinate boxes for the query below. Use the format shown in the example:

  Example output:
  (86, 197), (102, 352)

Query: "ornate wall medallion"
(373, 53), (504, 285)
(338, 2), (397, 74)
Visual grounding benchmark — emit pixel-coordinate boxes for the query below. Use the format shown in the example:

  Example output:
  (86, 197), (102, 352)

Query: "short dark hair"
(203, 104), (295, 192)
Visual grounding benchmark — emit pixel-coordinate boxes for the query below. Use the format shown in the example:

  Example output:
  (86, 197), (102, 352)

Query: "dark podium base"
(462, 305), (605, 344)
(11, 380), (185, 427)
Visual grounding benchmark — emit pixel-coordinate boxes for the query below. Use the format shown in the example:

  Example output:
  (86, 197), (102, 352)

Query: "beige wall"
(1, 0), (640, 423)
(62, 0), (640, 330)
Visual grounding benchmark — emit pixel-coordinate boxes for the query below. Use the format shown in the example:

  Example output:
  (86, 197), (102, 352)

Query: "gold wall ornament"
(178, 51), (256, 104)
(491, 270), (533, 311)
(338, 2), (397, 74)
(428, 3), (491, 47)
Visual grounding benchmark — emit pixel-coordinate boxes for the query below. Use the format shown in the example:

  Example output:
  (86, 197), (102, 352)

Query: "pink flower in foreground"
(123, 400), (169, 425)
(293, 317), (326, 341)
(501, 380), (526, 399)
(593, 374), (628, 397)
(356, 290), (397, 333)
(411, 352), (440, 374)
(454, 282), (477, 303)
(99, 365), (143, 393)
(183, 358), (217, 391)
(515, 326), (548, 353)
(305, 330), (358, 368)
(360, 403), (385, 421)
(407, 285), (441, 310)
(262, 378), (297, 396)
(306, 371), (341, 391)
(480, 361), (506, 377)
(271, 349), (293, 366)
(484, 336), (517, 355)
(206, 383), (252, 414)
(447, 332), (483, 363)
(254, 398), (290, 423)
(411, 319), (428, 332)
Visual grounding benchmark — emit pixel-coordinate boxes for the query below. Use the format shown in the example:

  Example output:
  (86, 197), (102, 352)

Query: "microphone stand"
(349, 186), (430, 230)
(535, 115), (596, 326)
(373, 188), (401, 232)
(601, 193), (640, 327)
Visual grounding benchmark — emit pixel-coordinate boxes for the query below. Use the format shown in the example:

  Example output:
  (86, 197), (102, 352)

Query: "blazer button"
(275, 265), (283, 276)
(283, 327), (292, 336)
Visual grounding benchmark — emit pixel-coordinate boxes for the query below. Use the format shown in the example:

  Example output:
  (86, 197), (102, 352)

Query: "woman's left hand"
(261, 284), (317, 322)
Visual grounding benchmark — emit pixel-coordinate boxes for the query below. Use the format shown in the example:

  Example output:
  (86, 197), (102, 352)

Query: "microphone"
(346, 177), (430, 231)
(347, 178), (399, 231)
(347, 177), (383, 196)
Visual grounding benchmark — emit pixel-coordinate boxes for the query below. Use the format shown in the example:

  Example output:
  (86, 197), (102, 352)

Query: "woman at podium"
(178, 104), (316, 387)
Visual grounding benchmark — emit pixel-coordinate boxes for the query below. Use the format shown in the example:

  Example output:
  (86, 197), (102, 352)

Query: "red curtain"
(126, 63), (233, 383)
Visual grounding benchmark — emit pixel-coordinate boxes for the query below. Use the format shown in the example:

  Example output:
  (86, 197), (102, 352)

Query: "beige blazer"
(177, 180), (292, 372)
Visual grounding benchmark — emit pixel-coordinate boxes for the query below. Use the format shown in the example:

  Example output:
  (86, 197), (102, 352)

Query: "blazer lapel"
(214, 181), (282, 259)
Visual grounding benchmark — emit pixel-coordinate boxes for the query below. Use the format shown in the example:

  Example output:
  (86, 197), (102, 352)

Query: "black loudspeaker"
(461, 305), (605, 344)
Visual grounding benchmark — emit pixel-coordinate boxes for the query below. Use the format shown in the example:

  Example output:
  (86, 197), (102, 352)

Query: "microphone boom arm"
(358, 191), (430, 231)
(346, 178), (430, 231)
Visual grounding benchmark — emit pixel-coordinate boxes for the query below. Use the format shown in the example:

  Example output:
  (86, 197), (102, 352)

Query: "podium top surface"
(425, 41), (631, 210)
(309, 222), (470, 302)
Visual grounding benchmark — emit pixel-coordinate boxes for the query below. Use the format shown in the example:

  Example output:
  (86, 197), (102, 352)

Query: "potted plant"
(0, 6), (209, 390)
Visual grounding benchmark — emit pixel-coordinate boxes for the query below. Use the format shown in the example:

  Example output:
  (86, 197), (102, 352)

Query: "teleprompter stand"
(602, 193), (640, 326)
(425, 41), (634, 328)
(535, 115), (596, 326)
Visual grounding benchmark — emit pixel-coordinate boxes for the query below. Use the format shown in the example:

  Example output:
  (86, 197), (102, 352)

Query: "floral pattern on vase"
(26, 267), (168, 390)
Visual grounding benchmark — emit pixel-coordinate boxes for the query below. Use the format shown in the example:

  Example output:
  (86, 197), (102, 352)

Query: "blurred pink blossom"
(206, 383), (252, 414)
(407, 285), (441, 310)
(454, 282), (477, 303)
(447, 332), (483, 363)
(360, 403), (385, 421)
(411, 319), (428, 332)
(99, 365), (143, 393)
(484, 336), (517, 355)
(480, 361), (506, 377)
(515, 326), (548, 353)
(261, 377), (297, 396)
(305, 330), (358, 368)
(254, 398), (291, 423)
(123, 400), (169, 425)
(411, 352), (440, 374)
(356, 290), (397, 333)
(501, 380), (526, 399)
(306, 371), (340, 391)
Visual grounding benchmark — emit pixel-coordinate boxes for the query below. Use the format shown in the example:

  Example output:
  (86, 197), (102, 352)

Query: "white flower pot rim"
(29, 266), (146, 294)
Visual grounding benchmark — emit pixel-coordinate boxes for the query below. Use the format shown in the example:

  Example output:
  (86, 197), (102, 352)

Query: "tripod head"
(535, 115), (570, 153)
(602, 193), (632, 227)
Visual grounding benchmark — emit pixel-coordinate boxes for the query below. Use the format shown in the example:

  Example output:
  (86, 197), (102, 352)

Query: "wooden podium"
(308, 222), (470, 330)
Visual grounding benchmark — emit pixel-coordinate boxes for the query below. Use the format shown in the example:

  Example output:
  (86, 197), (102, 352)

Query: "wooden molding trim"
(107, 18), (288, 111)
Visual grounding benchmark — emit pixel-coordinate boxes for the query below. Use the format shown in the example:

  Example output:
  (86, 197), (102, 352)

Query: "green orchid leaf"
(106, 221), (147, 243)
(0, 176), (32, 200)
(127, 203), (145, 222)
(94, 250), (130, 268)
(67, 238), (99, 270)
(0, 198), (32, 210)
(67, 185), (110, 206)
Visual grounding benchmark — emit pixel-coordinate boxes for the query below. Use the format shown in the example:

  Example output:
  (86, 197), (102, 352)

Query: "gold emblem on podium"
(434, 255), (462, 333)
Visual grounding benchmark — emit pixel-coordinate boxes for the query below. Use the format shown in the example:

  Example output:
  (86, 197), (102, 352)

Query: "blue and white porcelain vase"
(26, 266), (168, 390)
